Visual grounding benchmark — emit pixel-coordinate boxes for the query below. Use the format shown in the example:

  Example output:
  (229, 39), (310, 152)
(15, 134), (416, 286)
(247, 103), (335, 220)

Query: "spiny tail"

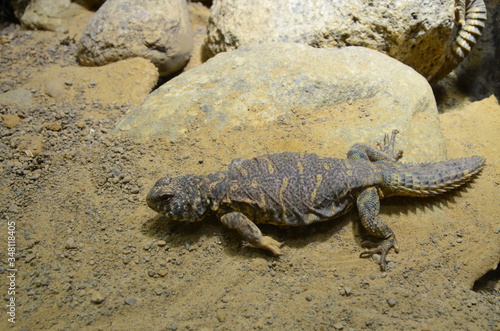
(381, 156), (485, 197)
(450, 0), (487, 63)
(430, 0), (487, 82)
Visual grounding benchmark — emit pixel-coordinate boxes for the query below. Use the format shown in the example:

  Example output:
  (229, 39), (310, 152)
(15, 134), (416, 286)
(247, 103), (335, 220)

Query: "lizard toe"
(256, 236), (283, 255)
(360, 237), (398, 271)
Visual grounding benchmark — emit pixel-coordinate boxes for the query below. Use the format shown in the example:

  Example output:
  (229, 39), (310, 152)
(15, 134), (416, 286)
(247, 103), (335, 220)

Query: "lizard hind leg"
(219, 212), (283, 255)
(356, 187), (399, 271)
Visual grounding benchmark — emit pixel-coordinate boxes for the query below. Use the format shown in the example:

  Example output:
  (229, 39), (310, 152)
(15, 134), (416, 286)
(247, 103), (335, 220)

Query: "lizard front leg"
(219, 212), (283, 255)
(356, 187), (399, 271)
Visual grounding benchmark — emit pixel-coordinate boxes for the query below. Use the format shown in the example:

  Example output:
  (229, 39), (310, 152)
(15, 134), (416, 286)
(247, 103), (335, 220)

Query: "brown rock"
(78, 0), (193, 76)
(1, 114), (21, 128)
(90, 290), (105, 304)
(45, 77), (67, 98)
(11, 135), (44, 157)
(43, 120), (63, 132)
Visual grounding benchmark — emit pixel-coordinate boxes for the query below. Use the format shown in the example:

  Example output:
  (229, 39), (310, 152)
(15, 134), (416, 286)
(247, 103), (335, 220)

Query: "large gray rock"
(115, 43), (446, 162)
(206, 0), (460, 82)
(78, 0), (193, 76)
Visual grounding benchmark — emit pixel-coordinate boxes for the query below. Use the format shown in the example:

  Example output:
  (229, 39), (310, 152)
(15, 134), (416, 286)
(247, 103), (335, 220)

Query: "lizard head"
(146, 175), (209, 222)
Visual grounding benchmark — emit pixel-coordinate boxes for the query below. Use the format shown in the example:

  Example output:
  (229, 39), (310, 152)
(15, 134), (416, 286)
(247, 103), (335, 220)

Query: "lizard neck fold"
(377, 156), (485, 198)
(205, 171), (230, 212)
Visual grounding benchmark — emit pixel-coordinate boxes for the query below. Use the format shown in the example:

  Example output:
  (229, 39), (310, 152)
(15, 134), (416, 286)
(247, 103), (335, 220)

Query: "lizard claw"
(252, 236), (283, 256)
(360, 237), (399, 271)
(377, 129), (403, 161)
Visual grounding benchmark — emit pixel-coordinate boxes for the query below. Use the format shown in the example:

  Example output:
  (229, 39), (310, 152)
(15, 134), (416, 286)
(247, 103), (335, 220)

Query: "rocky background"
(0, 0), (499, 330)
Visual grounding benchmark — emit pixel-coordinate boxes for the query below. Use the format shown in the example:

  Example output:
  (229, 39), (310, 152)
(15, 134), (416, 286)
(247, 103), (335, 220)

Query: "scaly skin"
(147, 130), (485, 271)
(431, 0), (487, 82)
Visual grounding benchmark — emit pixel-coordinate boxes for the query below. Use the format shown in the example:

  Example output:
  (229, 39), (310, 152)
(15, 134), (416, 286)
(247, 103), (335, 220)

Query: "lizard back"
(219, 152), (381, 226)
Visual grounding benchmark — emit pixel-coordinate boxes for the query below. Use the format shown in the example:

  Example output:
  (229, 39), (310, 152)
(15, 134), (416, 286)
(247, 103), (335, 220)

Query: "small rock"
(129, 186), (140, 194)
(1, 114), (21, 128)
(90, 290), (105, 304)
(120, 175), (132, 183)
(157, 240), (167, 247)
(45, 78), (66, 98)
(10, 135), (44, 157)
(43, 120), (62, 132)
(305, 294), (314, 301)
(124, 297), (137, 306)
(65, 238), (77, 249)
(20, 0), (86, 31)
(333, 322), (344, 330)
(387, 298), (398, 307)
(25, 254), (36, 263)
(386, 261), (397, 269)
(371, 254), (382, 264)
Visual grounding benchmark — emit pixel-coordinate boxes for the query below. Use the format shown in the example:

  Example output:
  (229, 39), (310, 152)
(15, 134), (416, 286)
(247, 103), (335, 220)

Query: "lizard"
(146, 130), (485, 270)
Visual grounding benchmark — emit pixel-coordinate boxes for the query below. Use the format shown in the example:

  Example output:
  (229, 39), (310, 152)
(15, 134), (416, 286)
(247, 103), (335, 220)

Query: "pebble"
(305, 294), (314, 301)
(333, 322), (344, 330)
(45, 78), (66, 98)
(121, 175), (132, 183)
(387, 298), (398, 307)
(339, 286), (352, 296)
(1, 114), (21, 128)
(25, 253), (36, 263)
(371, 254), (381, 264)
(65, 238), (77, 249)
(43, 120), (62, 131)
(124, 297), (136, 305)
(129, 186), (140, 194)
(90, 291), (105, 304)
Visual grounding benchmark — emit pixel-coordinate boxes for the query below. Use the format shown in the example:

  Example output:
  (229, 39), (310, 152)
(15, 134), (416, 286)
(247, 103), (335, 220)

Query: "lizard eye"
(159, 194), (174, 204)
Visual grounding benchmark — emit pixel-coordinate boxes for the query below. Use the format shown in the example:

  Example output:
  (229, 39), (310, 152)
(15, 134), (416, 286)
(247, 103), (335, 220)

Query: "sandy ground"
(0, 6), (499, 330)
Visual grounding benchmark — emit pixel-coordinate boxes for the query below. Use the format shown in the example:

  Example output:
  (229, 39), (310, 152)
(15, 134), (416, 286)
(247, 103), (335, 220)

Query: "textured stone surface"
(206, 0), (455, 81)
(78, 0), (193, 76)
(115, 43), (446, 162)
(20, 0), (86, 32)
(0, 89), (33, 109)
